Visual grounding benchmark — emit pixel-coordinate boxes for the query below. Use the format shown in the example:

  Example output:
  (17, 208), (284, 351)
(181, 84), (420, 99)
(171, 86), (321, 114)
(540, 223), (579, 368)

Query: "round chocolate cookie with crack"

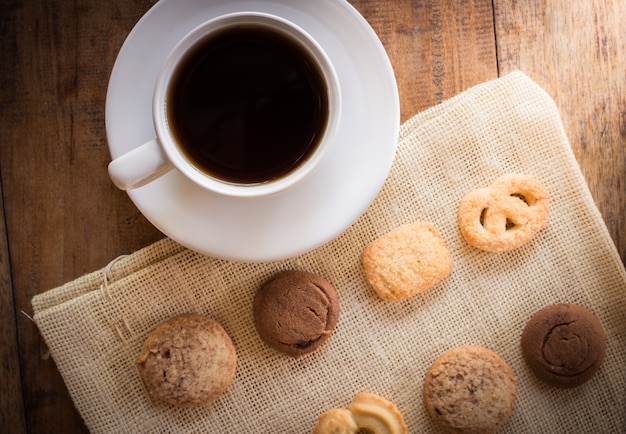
(253, 270), (339, 357)
(521, 303), (606, 388)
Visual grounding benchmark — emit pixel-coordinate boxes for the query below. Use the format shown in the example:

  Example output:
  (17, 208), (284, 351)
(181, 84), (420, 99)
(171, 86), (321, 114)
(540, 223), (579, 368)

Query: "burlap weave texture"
(33, 72), (626, 433)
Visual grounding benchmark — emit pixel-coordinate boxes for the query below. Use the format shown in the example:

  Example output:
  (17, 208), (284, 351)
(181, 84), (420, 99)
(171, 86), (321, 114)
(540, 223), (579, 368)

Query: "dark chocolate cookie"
(253, 270), (339, 357)
(521, 303), (606, 388)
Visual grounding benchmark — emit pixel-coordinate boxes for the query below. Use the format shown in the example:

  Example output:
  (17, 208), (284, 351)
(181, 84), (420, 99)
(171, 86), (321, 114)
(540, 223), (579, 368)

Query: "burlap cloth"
(32, 72), (626, 433)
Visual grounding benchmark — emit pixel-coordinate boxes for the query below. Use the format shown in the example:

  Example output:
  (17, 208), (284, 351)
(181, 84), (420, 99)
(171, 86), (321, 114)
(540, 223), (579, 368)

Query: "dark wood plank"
(0, 176), (26, 432)
(494, 0), (626, 263)
(0, 1), (162, 432)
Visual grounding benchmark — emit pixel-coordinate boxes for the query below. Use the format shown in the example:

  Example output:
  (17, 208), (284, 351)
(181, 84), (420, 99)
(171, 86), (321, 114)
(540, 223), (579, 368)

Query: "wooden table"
(1, 1), (624, 432)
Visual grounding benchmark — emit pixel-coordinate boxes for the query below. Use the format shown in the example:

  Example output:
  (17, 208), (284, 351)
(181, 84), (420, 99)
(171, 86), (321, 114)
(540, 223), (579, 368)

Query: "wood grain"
(351, 0), (498, 121)
(494, 0), (626, 261)
(0, 0), (623, 432)
(0, 1), (161, 432)
(0, 175), (26, 432)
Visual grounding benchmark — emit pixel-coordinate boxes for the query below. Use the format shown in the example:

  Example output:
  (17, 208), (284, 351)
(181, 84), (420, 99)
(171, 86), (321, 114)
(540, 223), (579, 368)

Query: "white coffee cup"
(108, 12), (341, 198)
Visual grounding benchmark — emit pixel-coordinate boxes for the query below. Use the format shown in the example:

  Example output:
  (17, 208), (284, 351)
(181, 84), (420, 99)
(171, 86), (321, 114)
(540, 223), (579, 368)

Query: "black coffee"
(167, 25), (329, 184)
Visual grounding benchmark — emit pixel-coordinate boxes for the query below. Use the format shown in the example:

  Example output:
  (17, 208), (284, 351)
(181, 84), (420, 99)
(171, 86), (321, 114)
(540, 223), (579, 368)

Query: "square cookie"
(361, 221), (453, 301)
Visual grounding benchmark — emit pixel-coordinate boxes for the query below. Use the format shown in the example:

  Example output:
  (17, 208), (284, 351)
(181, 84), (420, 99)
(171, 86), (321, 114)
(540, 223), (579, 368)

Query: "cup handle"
(108, 139), (174, 190)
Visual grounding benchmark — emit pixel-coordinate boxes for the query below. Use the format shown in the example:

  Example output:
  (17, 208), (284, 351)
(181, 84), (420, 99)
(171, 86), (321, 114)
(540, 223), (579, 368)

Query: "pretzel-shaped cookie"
(458, 174), (550, 252)
(312, 392), (407, 434)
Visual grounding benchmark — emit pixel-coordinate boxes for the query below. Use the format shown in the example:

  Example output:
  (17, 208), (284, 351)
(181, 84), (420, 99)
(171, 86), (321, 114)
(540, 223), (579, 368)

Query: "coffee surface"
(168, 25), (329, 184)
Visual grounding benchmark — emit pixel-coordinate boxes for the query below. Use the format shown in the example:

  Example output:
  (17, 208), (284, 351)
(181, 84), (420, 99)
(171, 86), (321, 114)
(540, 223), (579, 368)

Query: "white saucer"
(106, 0), (399, 262)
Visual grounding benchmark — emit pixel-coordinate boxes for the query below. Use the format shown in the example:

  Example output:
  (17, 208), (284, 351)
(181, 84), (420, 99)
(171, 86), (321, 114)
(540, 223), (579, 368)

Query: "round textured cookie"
(423, 346), (516, 434)
(521, 303), (606, 388)
(253, 270), (339, 357)
(136, 313), (237, 407)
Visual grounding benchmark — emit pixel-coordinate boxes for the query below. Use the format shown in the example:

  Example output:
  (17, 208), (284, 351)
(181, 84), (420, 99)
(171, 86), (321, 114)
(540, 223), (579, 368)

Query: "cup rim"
(152, 11), (342, 198)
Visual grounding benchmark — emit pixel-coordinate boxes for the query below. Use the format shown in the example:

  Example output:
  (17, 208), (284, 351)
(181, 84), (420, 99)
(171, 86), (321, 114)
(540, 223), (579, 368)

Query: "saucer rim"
(105, 0), (400, 262)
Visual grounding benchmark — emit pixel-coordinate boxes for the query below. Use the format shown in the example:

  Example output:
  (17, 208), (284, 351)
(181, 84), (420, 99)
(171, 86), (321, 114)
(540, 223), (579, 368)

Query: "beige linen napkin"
(33, 72), (626, 433)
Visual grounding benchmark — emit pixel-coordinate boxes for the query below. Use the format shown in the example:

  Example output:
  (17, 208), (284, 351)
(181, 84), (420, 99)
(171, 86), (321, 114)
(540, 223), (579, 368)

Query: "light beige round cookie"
(361, 221), (453, 301)
(458, 173), (550, 252)
(312, 392), (407, 434)
(423, 346), (516, 434)
(136, 313), (237, 407)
